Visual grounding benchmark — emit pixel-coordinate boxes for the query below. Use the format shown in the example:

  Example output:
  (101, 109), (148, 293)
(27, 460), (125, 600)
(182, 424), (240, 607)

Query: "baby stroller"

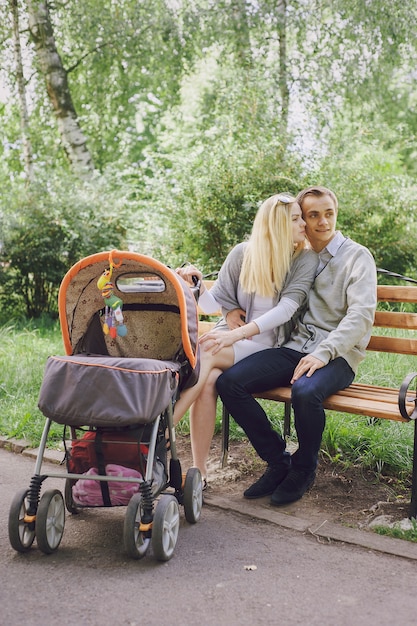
(8, 249), (203, 562)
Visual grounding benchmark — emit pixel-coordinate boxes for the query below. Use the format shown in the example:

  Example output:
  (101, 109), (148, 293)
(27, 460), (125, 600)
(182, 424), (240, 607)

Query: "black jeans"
(216, 347), (355, 473)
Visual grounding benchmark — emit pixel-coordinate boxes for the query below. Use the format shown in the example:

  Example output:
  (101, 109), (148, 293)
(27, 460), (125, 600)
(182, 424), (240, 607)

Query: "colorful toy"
(97, 255), (127, 338)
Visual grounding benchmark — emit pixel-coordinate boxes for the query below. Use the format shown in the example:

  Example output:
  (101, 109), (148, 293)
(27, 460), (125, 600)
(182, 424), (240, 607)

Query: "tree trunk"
(10, 0), (34, 182)
(277, 0), (289, 135)
(26, 0), (94, 178)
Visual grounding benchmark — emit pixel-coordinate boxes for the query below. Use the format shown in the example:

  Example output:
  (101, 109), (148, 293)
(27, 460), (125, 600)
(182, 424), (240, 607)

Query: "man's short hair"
(296, 186), (338, 211)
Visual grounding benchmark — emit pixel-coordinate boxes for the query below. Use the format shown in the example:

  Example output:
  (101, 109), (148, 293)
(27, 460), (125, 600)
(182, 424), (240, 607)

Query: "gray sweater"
(285, 236), (377, 373)
(210, 242), (318, 347)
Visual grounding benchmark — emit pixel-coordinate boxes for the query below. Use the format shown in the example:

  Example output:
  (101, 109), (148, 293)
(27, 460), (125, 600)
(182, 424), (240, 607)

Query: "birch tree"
(10, 0), (34, 182)
(27, 0), (94, 178)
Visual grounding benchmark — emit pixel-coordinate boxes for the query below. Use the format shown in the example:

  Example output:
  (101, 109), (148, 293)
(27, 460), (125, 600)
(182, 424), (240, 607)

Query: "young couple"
(175, 186), (377, 506)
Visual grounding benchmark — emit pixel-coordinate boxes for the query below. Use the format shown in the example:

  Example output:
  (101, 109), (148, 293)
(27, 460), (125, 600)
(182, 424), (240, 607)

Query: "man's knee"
(291, 377), (320, 407)
(217, 366), (241, 395)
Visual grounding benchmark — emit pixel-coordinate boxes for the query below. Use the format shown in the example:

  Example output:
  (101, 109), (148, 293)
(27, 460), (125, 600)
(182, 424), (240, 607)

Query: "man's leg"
(217, 348), (302, 498)
(271, 357), (355, 506)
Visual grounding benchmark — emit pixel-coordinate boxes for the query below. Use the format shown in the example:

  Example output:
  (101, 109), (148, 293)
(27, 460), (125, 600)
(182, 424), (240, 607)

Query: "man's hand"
(291, 355), (325, 383)
(225, 308), (246, 330)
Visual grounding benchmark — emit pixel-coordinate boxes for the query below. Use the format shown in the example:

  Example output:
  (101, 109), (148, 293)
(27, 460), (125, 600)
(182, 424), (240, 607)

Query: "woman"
(174, 193), (318, 485)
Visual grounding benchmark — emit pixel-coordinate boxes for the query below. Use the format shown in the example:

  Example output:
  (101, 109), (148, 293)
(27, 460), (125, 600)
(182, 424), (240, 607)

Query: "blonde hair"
(240, 194), (305, 298)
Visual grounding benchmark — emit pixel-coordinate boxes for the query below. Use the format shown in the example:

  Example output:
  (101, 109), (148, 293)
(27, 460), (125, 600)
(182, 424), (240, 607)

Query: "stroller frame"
(8, 250), (203, 562)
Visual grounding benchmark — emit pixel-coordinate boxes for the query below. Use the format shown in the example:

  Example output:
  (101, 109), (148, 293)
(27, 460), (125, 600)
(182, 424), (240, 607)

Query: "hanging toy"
(97, 255), (127, 338)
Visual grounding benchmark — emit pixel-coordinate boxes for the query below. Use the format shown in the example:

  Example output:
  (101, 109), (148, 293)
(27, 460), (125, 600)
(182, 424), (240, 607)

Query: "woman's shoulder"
(231, 241), (248, 254)
(223, 241), (248, 263)
(294, 247), (319, 265)
(301, 246), (318, 257)
(288, 248), (318, 281)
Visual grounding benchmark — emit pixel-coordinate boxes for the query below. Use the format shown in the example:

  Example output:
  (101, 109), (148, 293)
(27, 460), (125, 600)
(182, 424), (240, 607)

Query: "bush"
(0, 174), (127, 321)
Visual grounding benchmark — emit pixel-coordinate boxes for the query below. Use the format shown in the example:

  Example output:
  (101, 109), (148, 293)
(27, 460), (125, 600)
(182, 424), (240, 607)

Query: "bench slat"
(367, 335), (417, 355)
(322, 394), (409, 422)
(254, 384), (412, 422)
(377, 285), (417, 302)
(374, 310), (417, 330)
(198, 320), (217, 335)
(256, 382), (408, 401)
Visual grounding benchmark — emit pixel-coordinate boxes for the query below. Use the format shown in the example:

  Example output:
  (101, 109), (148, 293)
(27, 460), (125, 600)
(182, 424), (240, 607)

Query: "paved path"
(1, 443), (417, 625)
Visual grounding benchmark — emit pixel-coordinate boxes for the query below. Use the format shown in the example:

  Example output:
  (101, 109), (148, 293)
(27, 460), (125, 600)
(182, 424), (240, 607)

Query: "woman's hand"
(199, 327), (245, 355)
(176, 265), (204, 291)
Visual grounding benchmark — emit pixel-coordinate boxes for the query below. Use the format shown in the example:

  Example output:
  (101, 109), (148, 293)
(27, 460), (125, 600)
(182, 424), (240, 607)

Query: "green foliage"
(2, 0), (417, 284)
(0, 173), (127, 320)
(289, 0), (417, 174)
(131, 53), (306, 270)
(303, 120), (417, 277)
(321, 414), (413, 477)
(36, 0), (190, 171)
(167, 145), (303, 270)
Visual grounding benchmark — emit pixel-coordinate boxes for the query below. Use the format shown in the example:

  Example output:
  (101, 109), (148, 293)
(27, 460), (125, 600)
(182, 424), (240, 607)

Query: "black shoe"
(244, 464), (290, 499)
(270, 468), (316, 506)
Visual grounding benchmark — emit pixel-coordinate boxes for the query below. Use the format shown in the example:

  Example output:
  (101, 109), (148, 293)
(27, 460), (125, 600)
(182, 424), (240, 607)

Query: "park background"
(1, 1), (417, 518)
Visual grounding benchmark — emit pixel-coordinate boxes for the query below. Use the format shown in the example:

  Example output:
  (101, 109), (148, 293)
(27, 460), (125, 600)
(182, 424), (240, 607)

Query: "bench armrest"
(399, 373), (417, 420)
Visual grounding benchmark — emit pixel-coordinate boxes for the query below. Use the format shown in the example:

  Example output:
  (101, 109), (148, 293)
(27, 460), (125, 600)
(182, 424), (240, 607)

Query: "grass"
(373, 517), (417, 542)
(0, 318), (64, 445)
(320, 344), (416, 477)
(0, 319), (415, 478)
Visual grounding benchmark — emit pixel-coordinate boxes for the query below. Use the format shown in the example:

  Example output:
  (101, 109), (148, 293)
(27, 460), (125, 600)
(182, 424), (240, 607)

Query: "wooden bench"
(197, 280), (417, 518)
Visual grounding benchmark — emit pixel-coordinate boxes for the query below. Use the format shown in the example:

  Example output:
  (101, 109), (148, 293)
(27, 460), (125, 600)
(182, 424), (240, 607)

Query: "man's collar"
(324, 231), (346, 256)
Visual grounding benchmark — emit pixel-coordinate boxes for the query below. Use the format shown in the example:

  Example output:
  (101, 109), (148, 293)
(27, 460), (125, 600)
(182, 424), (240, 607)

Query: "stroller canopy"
(58, 250), (199, 374)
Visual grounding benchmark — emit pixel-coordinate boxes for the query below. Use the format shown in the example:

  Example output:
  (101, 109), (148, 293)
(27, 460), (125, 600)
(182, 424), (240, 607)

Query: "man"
(216, 186), (377, 506)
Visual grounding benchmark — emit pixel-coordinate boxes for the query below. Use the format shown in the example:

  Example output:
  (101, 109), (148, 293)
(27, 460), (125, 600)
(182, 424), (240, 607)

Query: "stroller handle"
(190, 276), (201, 302)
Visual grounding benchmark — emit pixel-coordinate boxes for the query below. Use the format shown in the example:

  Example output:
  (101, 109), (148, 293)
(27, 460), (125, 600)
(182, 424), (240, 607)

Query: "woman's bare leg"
(189, 368), (222, 478)
(173, 346), (234, 426)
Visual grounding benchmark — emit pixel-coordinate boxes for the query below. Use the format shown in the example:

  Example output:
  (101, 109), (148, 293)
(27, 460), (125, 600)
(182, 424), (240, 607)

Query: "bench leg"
(284, 401), (291, 438)
(220, 403), (230, 468)
(410, 420), (417, 519)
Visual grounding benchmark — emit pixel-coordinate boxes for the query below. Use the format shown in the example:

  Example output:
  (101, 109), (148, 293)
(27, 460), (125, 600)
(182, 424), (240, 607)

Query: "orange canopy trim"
(58, 250), (198, 368)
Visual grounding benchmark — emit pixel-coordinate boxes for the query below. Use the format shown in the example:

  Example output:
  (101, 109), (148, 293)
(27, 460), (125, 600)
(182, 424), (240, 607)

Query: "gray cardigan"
(210, 242), (318, 347)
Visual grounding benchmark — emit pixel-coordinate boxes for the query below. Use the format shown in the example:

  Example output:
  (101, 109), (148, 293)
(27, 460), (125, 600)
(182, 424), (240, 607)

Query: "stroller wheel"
(152, 494), (180, 562)
(64, 479), (79, 514)
(124, 493), (151, 560)
(183, 467), (203, 524)
(8, 488), (36, 553)
(36, 489), (66, 554)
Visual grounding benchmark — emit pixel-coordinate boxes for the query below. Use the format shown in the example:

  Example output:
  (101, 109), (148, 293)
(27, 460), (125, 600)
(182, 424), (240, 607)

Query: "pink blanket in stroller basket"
(72, 464), (142, 506)
(38, 355), (181, 427)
